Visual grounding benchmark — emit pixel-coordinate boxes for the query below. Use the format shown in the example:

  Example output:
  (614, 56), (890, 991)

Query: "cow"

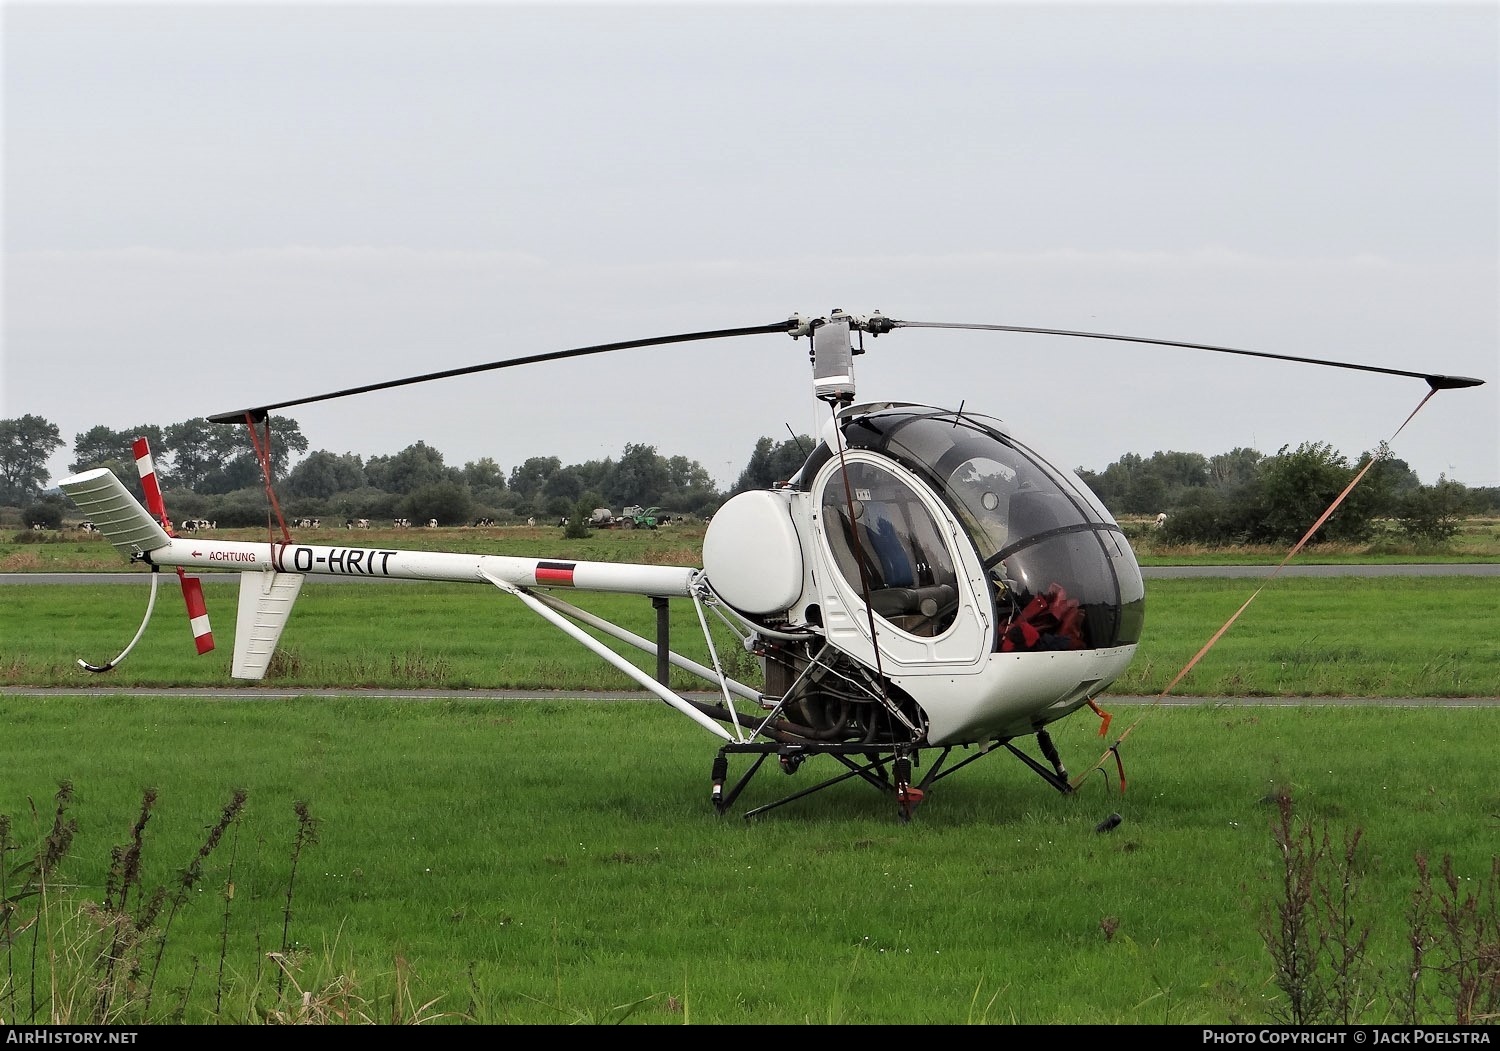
(1154, 512), (1167, 528)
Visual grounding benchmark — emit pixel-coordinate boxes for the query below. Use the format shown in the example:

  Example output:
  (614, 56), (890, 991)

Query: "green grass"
(3, 576), (1496, 697)
(1, 560), (1496, 1024)
(1116, 577), (1500, 697)
(1, 698), (1496, 1024)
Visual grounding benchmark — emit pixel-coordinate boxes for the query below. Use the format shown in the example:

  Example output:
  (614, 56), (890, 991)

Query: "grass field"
(2, 526), (1496, 1025)
(3, 576), (1496, 697)
(1, 698), (1496, 1025)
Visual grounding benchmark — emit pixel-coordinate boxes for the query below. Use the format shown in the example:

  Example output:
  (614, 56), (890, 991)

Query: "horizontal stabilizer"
(232, 570), (305, 680)
(57, 469), (172, 558)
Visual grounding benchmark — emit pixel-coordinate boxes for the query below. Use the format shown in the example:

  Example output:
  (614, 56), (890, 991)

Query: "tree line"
(0, 413), (819, 530)
(1076, 444), (1496, 545)
(3, 413), (1494, 543)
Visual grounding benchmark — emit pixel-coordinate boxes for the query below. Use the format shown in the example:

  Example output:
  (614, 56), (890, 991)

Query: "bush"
(21, 495), (68, 530)
(1395, 482), (1469, 544)
(563, 499), (593, 539)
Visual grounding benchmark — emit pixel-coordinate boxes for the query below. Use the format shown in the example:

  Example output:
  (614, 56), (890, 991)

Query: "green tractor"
(618, 505), (666, 529)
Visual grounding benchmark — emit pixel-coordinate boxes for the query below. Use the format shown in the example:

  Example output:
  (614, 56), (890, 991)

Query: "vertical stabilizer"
(233, 570), (305, 679)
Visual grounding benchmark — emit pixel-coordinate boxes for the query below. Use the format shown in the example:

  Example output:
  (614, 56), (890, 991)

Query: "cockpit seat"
(869, 583), (956, 621)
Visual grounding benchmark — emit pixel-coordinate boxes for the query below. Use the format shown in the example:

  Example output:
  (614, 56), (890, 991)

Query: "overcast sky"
(5, 0), (1497, 499)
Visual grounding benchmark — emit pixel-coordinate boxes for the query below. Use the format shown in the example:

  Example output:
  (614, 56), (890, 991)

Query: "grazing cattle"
(393, 518), (410, 528)
(293, 517), (320, 529)
(1154, 512), (1167, 528)
(77, 521), (99, 533)
(426, 518), (439, 528)
(472, 517), (496, 527)
(180, 519), (216, 532)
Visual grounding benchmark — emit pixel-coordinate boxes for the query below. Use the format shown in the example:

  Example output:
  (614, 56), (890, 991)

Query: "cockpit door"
(810, 455), (989, 670)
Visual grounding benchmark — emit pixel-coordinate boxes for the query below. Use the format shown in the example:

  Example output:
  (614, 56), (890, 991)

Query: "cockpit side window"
(820, 462), (960, 637)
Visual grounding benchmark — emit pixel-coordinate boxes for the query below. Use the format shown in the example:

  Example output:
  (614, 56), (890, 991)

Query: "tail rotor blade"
(132, 437), (173, 531)
(179, 569), (215, 654)
(132, 436), (215, 655)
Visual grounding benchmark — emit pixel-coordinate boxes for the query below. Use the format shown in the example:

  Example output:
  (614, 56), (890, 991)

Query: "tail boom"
(144, 538), (698, 595)
(58, 467), (695, 596)
(59, 467), (697, 682)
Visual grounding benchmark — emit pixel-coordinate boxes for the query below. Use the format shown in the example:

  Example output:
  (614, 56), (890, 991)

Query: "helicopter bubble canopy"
(803, 402), (1146, 651)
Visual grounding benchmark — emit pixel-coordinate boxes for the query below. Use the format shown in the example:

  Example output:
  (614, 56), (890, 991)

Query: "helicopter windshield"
(830, 405), (1145, 650)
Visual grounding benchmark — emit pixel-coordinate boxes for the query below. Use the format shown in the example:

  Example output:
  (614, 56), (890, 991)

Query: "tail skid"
(77, 568), (164, 673)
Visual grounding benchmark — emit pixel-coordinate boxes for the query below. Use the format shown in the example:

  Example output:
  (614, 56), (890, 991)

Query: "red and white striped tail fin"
(132, 437), (174, 532)
(132, 437), (215, 655)
(180, 568), (215, 655)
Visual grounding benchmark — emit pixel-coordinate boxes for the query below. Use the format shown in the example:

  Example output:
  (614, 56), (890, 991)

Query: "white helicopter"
(57, 310), (1484, 821)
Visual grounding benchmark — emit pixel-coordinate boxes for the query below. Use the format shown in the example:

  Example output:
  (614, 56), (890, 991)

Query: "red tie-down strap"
(1087, 698), (1113, 738)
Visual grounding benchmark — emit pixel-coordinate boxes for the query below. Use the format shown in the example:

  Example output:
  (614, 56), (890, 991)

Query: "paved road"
(4, 564), (1499, 587)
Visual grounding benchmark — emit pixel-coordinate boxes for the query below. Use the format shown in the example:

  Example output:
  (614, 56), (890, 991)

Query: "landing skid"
(709, 731), (1074, 822)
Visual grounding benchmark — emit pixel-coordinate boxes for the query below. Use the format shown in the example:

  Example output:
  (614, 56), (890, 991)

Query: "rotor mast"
(789, 308), (898, 407)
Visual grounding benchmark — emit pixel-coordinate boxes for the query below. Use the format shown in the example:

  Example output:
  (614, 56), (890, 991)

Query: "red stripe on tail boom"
(535, 562), (576, 586)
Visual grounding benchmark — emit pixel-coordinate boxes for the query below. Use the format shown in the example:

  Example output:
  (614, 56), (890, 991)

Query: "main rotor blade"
(888, 320), (1486, 391)
(209, 319), (799, 423)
